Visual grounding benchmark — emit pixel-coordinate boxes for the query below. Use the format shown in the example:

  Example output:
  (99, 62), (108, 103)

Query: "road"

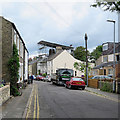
(25, 80), (118, 119)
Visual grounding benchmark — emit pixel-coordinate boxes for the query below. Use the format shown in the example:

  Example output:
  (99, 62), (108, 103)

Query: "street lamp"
(85, 33), (88, 86)
(107, 19), (116, 93)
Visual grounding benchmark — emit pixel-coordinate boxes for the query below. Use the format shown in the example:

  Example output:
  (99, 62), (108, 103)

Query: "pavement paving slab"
(85, 87), (120, 102)
(1, 84), (33, 119)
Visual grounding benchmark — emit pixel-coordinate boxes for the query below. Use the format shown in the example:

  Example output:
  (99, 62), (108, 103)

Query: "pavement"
(85, 86), (120, 103)
(1, 83), (33, 119)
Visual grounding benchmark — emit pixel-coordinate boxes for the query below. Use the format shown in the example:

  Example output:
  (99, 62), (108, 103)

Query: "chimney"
(56, 46), (62, 53)
(49, 49), (55, 56)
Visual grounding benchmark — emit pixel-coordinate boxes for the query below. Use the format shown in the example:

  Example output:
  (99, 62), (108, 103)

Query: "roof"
(93, 62), (118, 69)
(39, 57), (47, 63)
(47, 50), (63, 61)
(102, 42), (120, 55)
(38, 40), (74, 50)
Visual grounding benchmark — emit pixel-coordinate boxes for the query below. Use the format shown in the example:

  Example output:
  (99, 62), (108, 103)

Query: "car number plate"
(77, 82), (81, 84)
(62, 78), (69, 80)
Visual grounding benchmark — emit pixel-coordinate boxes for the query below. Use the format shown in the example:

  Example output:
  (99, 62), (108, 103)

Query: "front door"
(104, 69), (106, 75)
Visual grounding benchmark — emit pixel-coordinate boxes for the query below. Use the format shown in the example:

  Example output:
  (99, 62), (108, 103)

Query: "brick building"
(92, 42), (120, 78)
(0, 16), (29, 83)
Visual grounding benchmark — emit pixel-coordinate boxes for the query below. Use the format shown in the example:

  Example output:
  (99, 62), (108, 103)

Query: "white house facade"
(118, 12), (120, 42)
(47, 50), (92, 77)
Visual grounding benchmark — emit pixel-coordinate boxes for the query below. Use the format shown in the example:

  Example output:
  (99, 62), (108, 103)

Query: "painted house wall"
(52, 50), (84, 77)
(47, 61), (52, 75)
(108, 54), (114, 62)
(25, 50), (28, 80)
(29, 64), (32, 75)
(118, 12), (120, 43)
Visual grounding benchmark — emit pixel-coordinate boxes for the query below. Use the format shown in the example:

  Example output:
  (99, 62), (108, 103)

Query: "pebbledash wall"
(0, 16), (29, 83)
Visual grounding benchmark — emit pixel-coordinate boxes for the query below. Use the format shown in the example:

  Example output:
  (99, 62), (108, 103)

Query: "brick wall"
(116, 63), (120, 78)
(0, 84), (10, 106)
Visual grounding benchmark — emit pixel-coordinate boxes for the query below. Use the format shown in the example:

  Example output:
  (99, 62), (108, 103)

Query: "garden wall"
(0, 83), (10, 106)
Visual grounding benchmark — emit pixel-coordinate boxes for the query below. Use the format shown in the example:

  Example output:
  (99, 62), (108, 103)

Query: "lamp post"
(107, 19), (116, 93)
(85, 33), (88, 86)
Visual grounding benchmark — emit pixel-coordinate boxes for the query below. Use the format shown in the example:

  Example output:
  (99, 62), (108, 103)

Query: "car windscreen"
(72, 78), (84, 81)
(58, 69), (73, 76)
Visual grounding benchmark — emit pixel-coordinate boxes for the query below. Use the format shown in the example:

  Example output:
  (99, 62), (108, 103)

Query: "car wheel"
(64, 84), (67, 88)
(52, 81), (54, 84)
(68, 84), (71, 89)
(82, 87), (85, 90)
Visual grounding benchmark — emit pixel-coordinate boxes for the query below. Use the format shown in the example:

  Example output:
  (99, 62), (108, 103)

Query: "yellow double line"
(33, 84), (40, 119)
(26, 84), (40, 119)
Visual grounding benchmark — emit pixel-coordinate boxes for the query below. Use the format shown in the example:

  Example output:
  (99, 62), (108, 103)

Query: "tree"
(90, 45), (102, 63)
(74, 62), (92, 77)
(8, 44), (20, 96)
(91, 0), (120, 12)
(73, 46), (90, 62)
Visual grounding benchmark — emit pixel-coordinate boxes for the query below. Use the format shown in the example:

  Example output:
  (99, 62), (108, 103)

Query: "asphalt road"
(25, 80), (118, 119)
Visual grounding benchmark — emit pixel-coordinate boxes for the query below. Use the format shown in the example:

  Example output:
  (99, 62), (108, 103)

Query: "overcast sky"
(0, 0), (118, 58)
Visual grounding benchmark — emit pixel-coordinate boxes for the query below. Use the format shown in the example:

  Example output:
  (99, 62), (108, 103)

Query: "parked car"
(33, 75), (36, 80)
(36, 75), (44, 81)
(90, 75), (112, 80)
(43, 75), (51, 82)
(65, 77), (85, 90)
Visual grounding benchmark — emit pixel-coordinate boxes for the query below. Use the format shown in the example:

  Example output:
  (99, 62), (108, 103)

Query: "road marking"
(85, 89), (120, 103)
(26, 84), (34, 119)
(37, 85), (39, 119)
(33, 84), (37, 119)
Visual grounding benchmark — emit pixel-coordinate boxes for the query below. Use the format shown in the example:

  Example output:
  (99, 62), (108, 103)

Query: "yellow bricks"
(26, 84), (40, 119)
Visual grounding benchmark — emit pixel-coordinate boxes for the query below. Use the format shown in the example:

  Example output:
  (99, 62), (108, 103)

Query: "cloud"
(0, 0), (94, 3)
(1, 1), (118, 57)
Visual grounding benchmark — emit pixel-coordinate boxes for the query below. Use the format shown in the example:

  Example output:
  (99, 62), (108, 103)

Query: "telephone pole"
(85, 33), (88, 86)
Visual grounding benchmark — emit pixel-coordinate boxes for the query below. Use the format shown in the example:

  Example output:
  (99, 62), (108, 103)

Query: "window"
(14, 31), (16, 44)
(104, 69), (106, 75)
(103, 44), (108, 51)
(108, 69), (113, 74)
(103, 56), (108, 63)
(75, 71), (77, 76)
(72, 78), (84, 81)
(116, 55), (120, 61)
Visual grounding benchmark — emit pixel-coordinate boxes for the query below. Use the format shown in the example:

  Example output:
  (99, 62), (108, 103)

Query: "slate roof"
(93, 61), (118, 69)
(102, 42), (120, 55)
(47, 50), (63, 61)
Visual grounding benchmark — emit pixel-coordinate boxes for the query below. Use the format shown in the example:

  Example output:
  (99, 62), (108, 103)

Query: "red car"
(65, 77), (85, 90)
(36, 75), (44, 81)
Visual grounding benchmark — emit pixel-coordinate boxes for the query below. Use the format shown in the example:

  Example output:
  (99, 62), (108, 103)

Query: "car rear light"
(82, 81), (85, 84)
(71, 82), (76, 84)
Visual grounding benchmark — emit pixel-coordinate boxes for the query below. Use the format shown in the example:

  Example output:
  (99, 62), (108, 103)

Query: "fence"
(88, 79), (120, 93)
(88, 79), (99, 89)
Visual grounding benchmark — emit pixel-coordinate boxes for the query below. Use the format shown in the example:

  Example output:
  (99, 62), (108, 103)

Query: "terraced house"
(0, 16), (29, 83)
